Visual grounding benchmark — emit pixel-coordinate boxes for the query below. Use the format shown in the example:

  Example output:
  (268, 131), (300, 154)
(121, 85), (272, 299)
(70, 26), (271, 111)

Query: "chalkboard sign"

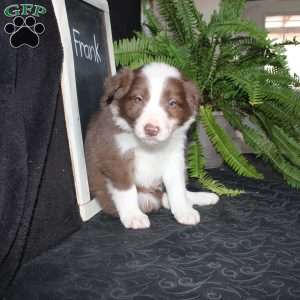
(65, 0), (110, 137)
(52, 0), (116, 221)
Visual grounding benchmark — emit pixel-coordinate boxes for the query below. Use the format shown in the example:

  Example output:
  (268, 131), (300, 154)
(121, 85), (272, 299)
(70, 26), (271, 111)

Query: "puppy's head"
(104, 63), (200, 145)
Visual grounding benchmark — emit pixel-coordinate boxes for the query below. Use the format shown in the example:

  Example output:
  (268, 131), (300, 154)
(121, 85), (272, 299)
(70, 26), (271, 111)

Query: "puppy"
(85, 63), (219, 229)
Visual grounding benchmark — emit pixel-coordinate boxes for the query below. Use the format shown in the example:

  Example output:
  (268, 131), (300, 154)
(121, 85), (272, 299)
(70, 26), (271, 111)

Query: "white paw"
(187, 191), (219, 206)
(161, 193), (170, 209)
(201, 192), (219, 205)
(174, 207), (200, 225)
(120, 211), (150, 229)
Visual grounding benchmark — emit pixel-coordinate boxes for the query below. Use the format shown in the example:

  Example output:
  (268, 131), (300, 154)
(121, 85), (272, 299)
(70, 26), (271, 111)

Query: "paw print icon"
(4, 16), (45, 48)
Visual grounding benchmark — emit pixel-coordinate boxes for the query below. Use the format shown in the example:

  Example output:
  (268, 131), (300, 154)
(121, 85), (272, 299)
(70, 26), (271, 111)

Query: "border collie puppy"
(85, 63), (219, 229)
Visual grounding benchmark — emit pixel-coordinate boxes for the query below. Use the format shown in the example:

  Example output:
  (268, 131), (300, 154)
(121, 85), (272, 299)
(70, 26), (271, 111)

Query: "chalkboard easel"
(52, 0), (116, 221)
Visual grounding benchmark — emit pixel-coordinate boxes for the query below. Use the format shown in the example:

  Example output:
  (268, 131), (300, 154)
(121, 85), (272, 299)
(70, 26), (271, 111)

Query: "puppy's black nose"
(144, 123), (160, 137)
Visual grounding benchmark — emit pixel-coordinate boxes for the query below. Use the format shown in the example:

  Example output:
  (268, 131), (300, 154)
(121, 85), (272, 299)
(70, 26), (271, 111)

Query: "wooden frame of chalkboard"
(52, 0), (116, 221)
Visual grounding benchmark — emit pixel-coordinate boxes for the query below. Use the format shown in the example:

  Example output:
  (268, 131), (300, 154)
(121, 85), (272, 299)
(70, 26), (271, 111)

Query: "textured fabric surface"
(5, 166), (300, 300)
(22, 90), (81, 262)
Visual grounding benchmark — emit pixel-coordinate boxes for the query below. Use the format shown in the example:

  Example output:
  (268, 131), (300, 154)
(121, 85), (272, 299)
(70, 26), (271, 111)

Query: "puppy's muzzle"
(144, 123), (160, 137)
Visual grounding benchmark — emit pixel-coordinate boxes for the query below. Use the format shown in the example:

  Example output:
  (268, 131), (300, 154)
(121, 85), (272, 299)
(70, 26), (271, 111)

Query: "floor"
(5, 161), (300, 300)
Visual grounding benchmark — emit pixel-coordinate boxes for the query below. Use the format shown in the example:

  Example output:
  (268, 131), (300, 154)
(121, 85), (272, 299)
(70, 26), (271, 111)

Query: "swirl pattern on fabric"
(6, 167), (300, 300)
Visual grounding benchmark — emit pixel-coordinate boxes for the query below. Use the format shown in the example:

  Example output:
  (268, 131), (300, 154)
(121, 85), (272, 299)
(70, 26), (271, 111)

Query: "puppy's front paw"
(174, 207), (200, 225)
(120, 211), (150, 229)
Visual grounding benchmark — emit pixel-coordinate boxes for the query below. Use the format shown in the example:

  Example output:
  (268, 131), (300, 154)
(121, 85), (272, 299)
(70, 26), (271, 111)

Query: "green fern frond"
(220, 70), (265, 106)
(271, 126), (300, 167)
(253, 112), (300, 167)
(208, 20), (267, 44)
(142, 5), (162, 35)
(187, 141), (204, 178)
(188, 0), (207, 33)
(175, 1), (195, 43)
(263, 67), (297, 87)
(241, 126), (300, 188)
(198, 174), (243, 196)
(217, 0), (245, 22)
(200, 107), (263, 179)
(273, 126), (300, 154)
(174, 0), (205, 44)
(266, 87), (300, 117)
(156, 0), (185, 42)
(224, 110), (300, 188)
(257, 101), (299, 136)
(201, 43), (219, 93)
(187, 128), (243, 196)
(114, 37), (152, 66)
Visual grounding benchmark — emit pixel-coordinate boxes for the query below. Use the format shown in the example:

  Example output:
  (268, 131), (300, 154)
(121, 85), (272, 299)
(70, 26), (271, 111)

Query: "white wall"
(244, 0), (300, 76)
(244, 0), (300, 27)
(193, 0), (300, 75)
(194, 0), (220, 22)
(194, 0), (300, 25)
(151, 0), (221, 25)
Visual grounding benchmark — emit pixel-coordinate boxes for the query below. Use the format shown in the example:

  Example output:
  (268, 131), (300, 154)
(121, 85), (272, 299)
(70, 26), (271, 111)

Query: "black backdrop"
(0, 1), (81, 296)
(107, 0), (141, 42)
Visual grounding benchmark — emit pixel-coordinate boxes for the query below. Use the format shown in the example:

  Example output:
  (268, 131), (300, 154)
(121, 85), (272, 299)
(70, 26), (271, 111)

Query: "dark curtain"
(0, 1), (81, 296)
(107, 0), (141, 41)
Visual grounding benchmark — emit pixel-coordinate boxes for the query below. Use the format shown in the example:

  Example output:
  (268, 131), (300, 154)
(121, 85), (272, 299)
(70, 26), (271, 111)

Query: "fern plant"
(114, 0), (300, 194)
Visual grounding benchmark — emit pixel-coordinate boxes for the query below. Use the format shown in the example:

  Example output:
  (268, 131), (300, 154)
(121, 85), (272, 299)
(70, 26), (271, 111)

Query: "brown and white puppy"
(85, 63), (219, 229)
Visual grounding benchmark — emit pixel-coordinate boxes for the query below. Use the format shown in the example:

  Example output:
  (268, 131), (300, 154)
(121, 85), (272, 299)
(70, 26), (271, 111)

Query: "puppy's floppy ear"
(103, 68), (134, 104)
(183, 80), (203, 112)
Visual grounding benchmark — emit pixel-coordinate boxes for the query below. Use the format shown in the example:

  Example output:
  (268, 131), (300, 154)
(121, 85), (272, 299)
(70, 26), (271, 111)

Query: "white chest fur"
(134, 146), (170, 188)
(115, 132), (185, 189)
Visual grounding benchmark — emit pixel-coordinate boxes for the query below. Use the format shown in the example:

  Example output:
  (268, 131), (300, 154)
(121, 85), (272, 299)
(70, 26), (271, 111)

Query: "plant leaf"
(200, 107), (263, 179)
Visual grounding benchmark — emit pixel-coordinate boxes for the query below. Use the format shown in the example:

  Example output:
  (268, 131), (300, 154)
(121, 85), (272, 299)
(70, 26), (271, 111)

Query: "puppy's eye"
(135, 96), (143, 103)
(168, 99), (177, 108)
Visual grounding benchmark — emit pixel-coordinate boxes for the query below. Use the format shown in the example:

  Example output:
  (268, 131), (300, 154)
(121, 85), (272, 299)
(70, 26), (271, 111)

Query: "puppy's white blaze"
(110, 104), (131, 132)
(106, 180), (150, 229)
(142, 63), (181, 85)
(134, 63), (181, 142)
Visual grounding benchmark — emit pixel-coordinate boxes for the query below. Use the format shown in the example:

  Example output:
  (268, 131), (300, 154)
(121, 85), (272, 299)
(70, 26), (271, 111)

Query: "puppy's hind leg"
(137, 186), (163, 213)
(138, 193), (161, 213)
(107, 182), (150, 229)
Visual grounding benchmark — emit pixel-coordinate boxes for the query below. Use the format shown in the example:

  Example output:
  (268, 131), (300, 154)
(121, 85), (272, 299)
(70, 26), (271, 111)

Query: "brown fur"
(160, 78), (193, 125)
(85, 68), (138, 215)
(104, 68), (135, 104)
(85, 105), (134, 215)
(119, 72), (150, 126)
